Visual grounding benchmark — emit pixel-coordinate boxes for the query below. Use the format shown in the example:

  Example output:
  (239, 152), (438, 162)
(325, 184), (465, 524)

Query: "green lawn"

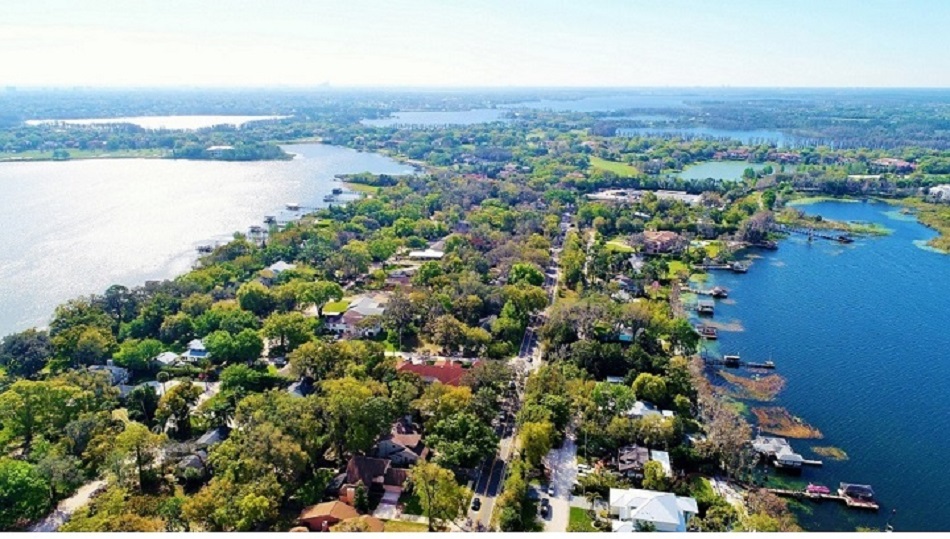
(383, 520), (429, 532)
(589, 156), (640, 177)
(322, 300), (350, 314)
(667, 260), (690, 279)
(568, 507), (597, 532)
(0, 148), (168, 161)
(343, 182), (383, 195)
(605, 240), (634, 253)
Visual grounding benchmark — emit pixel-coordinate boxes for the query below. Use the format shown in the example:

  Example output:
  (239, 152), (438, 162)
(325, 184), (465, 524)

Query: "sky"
(2, 0), (948, 88)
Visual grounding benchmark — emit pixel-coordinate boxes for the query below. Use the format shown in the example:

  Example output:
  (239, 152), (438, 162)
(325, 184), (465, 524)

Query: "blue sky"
(2, 0), (947, 87)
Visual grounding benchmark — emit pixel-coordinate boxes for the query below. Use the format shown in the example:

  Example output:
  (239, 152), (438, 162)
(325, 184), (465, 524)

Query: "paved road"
(542, 430), (578, 532)
(29, 480), (107, 532)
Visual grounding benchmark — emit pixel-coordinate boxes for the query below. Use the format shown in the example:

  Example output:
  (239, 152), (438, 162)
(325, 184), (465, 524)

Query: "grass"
(589, 156), (640, 177)
(812, 446), (849, 460)
(752, 407), (823, 439)
(667, 260), (690, 280)
(0, 148), (168, 161)
(383, 520), (429, 532)
(718, 371), (787, 401)
(568, 507), (597, 532)
(605, 238), (634, 253)
(343, 181), (383, 195)
(322, 300), (350, 314)
(899, 197), (950, 253)
(786, 195), (862, 206)
(399, 491), (424, 516)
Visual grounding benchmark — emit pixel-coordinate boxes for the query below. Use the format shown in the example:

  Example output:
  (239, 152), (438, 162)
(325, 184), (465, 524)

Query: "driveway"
(29, 480), (106, 532)
(542, 430), (578, 532)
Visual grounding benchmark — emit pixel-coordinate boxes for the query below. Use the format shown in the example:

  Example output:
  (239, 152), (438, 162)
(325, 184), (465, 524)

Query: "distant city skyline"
(3, 0), (949, 88)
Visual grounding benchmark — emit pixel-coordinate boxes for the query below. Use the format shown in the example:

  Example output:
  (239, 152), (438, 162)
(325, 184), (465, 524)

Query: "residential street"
(29, 480), (107, 532)
(542, 429), (579, 532)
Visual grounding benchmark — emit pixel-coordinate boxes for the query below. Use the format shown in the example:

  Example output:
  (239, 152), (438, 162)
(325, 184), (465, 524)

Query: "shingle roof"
(298, 501), (359, 522)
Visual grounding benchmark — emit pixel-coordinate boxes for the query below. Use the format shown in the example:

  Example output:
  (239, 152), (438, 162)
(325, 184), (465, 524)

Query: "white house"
(407, 248), (444, 260)
(182, 339), (208, 362)
(325, 295), (387, 337)
(625, 401), (675, 420)
(154, 351), (182, 367)
(609, 488), (698, 533)
(267, 260), (297, 274)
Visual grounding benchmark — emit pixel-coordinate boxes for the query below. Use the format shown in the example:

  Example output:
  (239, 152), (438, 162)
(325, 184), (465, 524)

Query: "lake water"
(25, 115), (289, 130)
(676, 161), (767, 182)
(618, 126), (788, 146)
(505, 94), (693, 111)
(0, 144), (413, 336)
(691, 201), (950, 531)
(360, 109), (507, 127)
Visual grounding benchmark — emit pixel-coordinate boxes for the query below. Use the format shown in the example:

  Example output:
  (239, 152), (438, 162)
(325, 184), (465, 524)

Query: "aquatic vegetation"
(752, 407), (823, 439)
(812, 446), (849, 460)
(719, 371), (786, 401)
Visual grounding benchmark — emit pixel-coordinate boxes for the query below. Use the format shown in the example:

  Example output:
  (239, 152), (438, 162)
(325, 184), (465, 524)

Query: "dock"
(703, 355), (775, 369)
(685, 286), (729, 298)
(766, 488), (879, 511)
(775, 225), (854, 244)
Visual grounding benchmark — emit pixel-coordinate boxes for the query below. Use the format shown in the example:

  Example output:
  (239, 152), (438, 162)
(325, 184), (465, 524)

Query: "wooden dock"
(766, 488), (879, 511)
(684, 286), (729, 298)
(703, 356), (776, 369)
(775, 225), (855, 244)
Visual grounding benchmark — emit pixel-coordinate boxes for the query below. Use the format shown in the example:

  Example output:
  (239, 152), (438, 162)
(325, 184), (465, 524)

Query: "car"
(540, 497), (550, 507)
(471, 497), (481, 511)
(538, 504), (549, 518)
(547, 485), (555, 497)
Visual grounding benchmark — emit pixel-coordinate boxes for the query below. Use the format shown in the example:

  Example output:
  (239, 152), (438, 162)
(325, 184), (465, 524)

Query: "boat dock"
(775, 225), (854, 243)
(699, 261), (751, 273)
(766, 488), (879, 511)
(703, 354), (776, 369)
(685, 286), (729, 298)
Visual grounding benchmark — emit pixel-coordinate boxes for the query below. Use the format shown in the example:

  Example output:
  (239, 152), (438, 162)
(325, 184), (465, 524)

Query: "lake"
(690, 201), (950, 531)
(0, 143), (413, 336)
(504, 94), (693, 111)
(676, 161), (766, 182)
(618, 126), (788, 146)
(25, 115), (289, 130)
(360, 109), (507, 127)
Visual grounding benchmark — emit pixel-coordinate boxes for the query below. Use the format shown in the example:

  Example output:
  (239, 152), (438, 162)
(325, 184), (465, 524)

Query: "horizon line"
(6, 84), (950, 92)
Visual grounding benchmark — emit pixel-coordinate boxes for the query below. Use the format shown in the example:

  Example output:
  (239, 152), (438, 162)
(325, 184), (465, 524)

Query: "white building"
(625, 400), (675, 420)
(182, 339), (208, 362)
(267, 260), (297, 274)
(609, 488), (698, 533)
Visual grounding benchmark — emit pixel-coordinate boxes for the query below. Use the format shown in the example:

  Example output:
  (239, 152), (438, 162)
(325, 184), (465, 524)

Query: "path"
(542, 429), (578, 532)
(29, 480), (106, 532)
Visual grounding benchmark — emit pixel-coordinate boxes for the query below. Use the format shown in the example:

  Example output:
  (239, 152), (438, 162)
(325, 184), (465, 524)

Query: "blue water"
(693, 201), (950, 532)
(676, 161), (767, 182)
(360, 109), (507, 127)
(618, 126), (788, 146)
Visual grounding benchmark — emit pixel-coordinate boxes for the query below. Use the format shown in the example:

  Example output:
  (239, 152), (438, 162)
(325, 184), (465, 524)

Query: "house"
(871, 157), (915, 172)
(372, 418), (429, 466)
(396, 359), (475, 386)
(609, 488), (698, 533)
(298, 501), (360, 532)
(196, 427), (230, 450)
(340, 456), (409, 504)
(182, 339), (208, 362)
(385, 267), (416, 287)
(642, 231), (684, 255)
(624, 401), (675, 420)
(267, 260), (297, 274)
(89, 360), (130, 385)
(752, 436), (804, 471)
(616, 445), (650, 478)
(408, 248), (444, 260)
(927, 184), (950, 203)
(154, 351), (181, 367)
(205, 145), (234, 158)
(325, 295), (387, 337)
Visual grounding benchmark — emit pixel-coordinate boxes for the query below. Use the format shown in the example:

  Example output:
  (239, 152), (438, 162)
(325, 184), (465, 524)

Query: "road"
(541, 428), (579, 532)
(29, 480), (107, 532)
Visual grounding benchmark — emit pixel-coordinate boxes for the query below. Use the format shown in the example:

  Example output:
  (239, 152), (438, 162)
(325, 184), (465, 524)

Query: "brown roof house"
(330, 515), (385, 533)
(371, 417), (430, 466)
(297, 501), (359, 532)
(396, 359), (476, 386)
(340, 456), (409, 506)
(642, 231), (685, 255)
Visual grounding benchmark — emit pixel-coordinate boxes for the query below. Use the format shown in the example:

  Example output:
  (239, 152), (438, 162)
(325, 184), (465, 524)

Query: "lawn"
(589, 156), (640, 177)
(605, 237), (634, 253)
(568, 507), (597, 532)
(322, 300), (350, 314)
(667, 260), (690, 279)
(383, 520), (429, 532)
(0, 148), (168, 161)
(343, 181), (383, 195)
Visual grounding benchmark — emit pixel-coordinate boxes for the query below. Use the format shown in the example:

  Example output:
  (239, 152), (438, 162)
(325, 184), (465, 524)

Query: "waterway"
(360, 109), (507, 127)
(25, 115), (288, 130)
(676, 161), (767, 182)
(0, 143), (413, 336)
(691, 201), (950, 531)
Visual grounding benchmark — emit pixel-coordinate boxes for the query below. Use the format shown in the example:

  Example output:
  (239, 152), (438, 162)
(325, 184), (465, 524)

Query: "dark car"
(471, 497), (481, 511)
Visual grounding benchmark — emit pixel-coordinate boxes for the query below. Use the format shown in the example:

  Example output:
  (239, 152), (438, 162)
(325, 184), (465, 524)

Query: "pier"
(775, 224), (854, 244)
(685, 286), (729, 298)
(766, 488), (879, 511)
(703, 355), (775, 369)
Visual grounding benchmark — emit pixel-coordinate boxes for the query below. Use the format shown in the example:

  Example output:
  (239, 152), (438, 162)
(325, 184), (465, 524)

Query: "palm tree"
(157, 371), (170, 394)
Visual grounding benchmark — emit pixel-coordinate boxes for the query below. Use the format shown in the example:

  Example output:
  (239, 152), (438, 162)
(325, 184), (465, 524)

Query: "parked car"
(547, 485), (555, 497)
(471, 497), (481, 511)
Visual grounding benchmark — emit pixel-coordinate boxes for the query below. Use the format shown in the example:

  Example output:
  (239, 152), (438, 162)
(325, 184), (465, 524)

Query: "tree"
(112, 338), (163, 373)
(427, 412), (499, 469)
(35, 452), (84, 504)
(412, 383), (473, 426)
(294, 281), (344, 313)
(322, 377), (393, 459)
(509, 263), (545, 286)
(262, 312), (314, 354)
(0, 329), (52, 379)
(0, 379), (90, 453)
(668, 318), (700, 355)
(519, 421), (555, 469)
(288, 340), (338, 381)
(631, 373), (668, 405)
(155, 381), (203, 440)
(381, 289), (417, 349)
(159, 312), (195, 346)
(113, 422), (165, 492)
(236, 281), (275, 317)
(408, 462), (470, 531)
(642, 460), (669, 491)
(0, 458), (50, 530)
(52, 325), (116, 368)
(183, 475), (283, 531)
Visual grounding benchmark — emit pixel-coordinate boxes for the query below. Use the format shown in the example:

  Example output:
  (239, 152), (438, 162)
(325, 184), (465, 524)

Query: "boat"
(697, 300), (715, 315)
(836, 234), (854, 244)
(196, 245), (213, 254)
(331, 187), (343, 195)
(806, 483), (831, 495)
(323, 194), (335, 202)
(695, 324), (718, 340)
(729, 261), (750, 273)
(286, 202), (300, 211)
(722, 354), (741, 366)
(263, 215), (276, 224)
(249, 225), (263, 234)
(710, 286), (729, 298)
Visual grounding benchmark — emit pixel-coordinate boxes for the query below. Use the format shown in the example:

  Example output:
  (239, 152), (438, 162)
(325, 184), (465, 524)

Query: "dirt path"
(29, 480), (107, 532)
